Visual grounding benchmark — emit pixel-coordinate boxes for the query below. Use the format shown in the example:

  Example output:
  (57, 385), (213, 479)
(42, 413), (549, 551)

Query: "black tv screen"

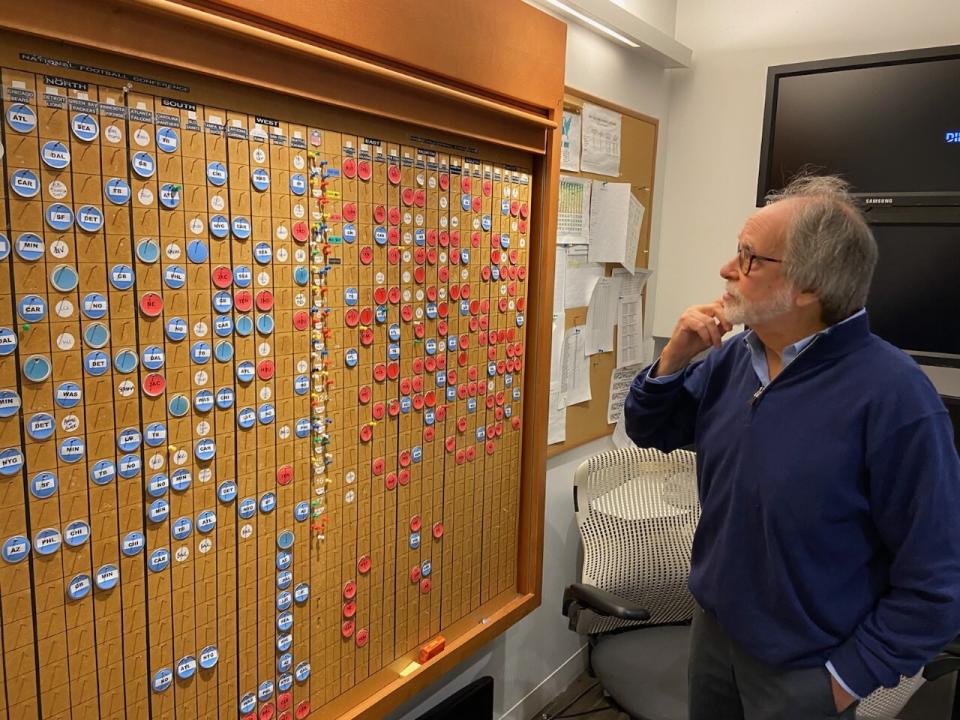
(866, 224), (960, 360)
(757, 47), (960, 205)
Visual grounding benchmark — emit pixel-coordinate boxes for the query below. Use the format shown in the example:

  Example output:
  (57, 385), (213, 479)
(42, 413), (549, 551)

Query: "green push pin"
(20, 323), (29, 332)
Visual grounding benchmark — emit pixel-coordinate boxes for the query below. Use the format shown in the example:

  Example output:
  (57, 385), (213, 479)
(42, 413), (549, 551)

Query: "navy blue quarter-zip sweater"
(624, 313), (960, 697)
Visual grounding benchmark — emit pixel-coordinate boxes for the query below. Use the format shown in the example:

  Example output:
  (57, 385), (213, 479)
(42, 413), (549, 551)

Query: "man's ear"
(794, 289), (820, 309)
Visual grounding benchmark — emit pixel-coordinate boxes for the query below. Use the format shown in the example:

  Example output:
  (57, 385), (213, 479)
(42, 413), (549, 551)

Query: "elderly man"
(625, 175), (960, 719)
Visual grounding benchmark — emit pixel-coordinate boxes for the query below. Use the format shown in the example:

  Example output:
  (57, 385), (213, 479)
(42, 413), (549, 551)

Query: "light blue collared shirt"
(646, 308), (867, 699)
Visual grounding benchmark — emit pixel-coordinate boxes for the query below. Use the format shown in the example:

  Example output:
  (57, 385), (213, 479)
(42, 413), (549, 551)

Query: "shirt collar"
(743, 308), (866, 385)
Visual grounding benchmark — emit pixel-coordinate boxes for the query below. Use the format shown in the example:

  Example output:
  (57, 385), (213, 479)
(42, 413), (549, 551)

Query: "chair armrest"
(923, 652), (960, 682)
(562, 583), (651, 623)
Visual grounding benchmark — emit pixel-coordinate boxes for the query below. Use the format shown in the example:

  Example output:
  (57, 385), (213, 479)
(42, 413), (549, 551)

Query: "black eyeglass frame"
(737, 245), (783, 276)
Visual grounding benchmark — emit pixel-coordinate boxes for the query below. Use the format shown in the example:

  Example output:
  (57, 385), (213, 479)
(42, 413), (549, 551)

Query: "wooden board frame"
(0, 1), (565, 718)
(547, 87), (658, 458)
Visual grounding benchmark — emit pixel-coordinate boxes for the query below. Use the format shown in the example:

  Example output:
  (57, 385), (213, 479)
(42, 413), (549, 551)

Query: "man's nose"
(720, 255), (739, 280)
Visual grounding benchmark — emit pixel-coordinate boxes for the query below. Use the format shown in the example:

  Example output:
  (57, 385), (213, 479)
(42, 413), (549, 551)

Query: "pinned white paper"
(581, 102), (621, 176)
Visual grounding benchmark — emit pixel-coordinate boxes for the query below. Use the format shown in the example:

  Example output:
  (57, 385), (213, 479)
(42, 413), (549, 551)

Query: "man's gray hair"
(768, 174), (878, 326)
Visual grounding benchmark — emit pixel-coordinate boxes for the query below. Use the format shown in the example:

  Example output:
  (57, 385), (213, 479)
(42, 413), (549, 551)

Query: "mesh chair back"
(855, 673), (925, 720)
(573, 447), (699, 635)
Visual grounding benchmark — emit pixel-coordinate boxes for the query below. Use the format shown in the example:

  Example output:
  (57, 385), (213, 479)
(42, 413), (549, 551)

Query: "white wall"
(652, 0), (960, 344)
(388, 10), (675, 718)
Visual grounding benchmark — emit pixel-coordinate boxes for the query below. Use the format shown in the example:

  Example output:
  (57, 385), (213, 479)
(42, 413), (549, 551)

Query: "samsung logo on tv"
(946, 131), (960, 143)
(863, 198), (894, 205)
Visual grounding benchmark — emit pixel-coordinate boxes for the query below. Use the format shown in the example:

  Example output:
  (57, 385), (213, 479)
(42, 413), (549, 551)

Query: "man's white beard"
(723, 285), (795, 326)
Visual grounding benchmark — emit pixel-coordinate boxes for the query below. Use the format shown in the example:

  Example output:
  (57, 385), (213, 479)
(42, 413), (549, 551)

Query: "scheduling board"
(0, 39), (531, 720)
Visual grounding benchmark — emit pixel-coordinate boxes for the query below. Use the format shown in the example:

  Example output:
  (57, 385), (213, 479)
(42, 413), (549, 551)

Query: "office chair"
(561, 446), (960, 720)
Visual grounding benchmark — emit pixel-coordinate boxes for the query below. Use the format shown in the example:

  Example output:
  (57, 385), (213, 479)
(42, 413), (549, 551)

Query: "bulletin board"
(547, 89), (658, 459)
(0, 1), (565, 719)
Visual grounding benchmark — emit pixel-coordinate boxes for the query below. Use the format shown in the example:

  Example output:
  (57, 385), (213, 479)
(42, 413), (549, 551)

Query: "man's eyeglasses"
(737, 245), (782, 276)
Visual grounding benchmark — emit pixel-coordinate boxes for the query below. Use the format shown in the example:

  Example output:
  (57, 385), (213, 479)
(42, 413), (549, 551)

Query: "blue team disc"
(136, 239), (160, 264)
(83, 350), (110, 376)
(234, 315), (253, 336)
(71, 113), (99, 142)
(163, 265), (185, 289)
(175, 656), (197, 680)
(147, 475), (168, 498)
(148, 548), (170, 573)
(26, 412), (55, 441)
(141, 345), (165, 370)
(0, 390), (20, 418)
(294, 502), (309, 522)
(2, 536), (31, 563)
(257, 404), (274, 424)
(33, 528), (62, 555)
(144, 422), (167, 447)
(76, 205), (104, 233)
(117, 454), (141, 480)
(159, 184), (180, 209)
(171, 516), (192, 541)
(294, 376), (309, 395)
(34, 476), (61, 516)
(170, 469), (192, 493)
(235, 361), (255, 383)
(58, 437), (85, 464)
(5, 103), (36, 133)
(165, 317), (188, 341)
(63, 520), (90, 548)
(215, 387), (234, 409)
(0, 328), (16, 357)
(186, 240), (208, 263)
(190, 341), (211, 364)
(231, 216), (251, 240)
(156, 127), (179, 153)
(251, 168), (270, 191)
(214, 341), (233, 363)
(18, 295), (46, 323)
(236, 407), (255, 429)
(194, 438), (215, 461)
(121, 531), (145, 557)
(253, 242), (272, 264)
(94, 565), (120, 591)
(131, 152), (156, 178)
(206, 161), (227, 186)
(295, 418), (310, 438)
(152, 668), (172, 693)
(49, 264), (79, 292)
(233, 266), (252, 287)
(66, 574), (92, 601)
(10, 169), (40, 198)
(237, 497), (256, 519)
(104, 178), (131, 205)
(213, 315), (233, 337)
(81, 293), (108, 319)
(193, 389), (214, 413)
(0, 232), (8, 260)
(256, 315), (274, 335)
(259, 492), (276, 514)
(83, 323), (110, 349)
(168, 394), (189, 417)
(293, 266), (309, 286)
(289, 173), (306, 195)
(45, 203), (74, 231)
(209, 215), (229, 238)
(196, 510), (216, 534)
(294, 583), (310, 604)
(217, 480), (237, 504)
(198, 646), (219, 670)
(113, 349), (138, 374)
(110, 264), (135, 290)
(90, 460), (116, 487)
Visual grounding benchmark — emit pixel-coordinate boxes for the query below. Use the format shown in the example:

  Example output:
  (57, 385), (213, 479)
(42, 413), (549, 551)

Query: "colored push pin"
(168, 444), (178, 453)
(171, 184), (181, 192)
(20, 323), (29, 332)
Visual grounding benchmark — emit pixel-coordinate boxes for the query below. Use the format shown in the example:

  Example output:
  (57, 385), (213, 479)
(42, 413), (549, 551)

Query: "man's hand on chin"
(831, 676), (856, 713)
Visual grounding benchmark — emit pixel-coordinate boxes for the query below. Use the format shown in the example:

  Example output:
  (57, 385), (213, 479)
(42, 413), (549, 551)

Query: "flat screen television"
(866, 224), (960, 361)
(757, 46), (960, 207)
